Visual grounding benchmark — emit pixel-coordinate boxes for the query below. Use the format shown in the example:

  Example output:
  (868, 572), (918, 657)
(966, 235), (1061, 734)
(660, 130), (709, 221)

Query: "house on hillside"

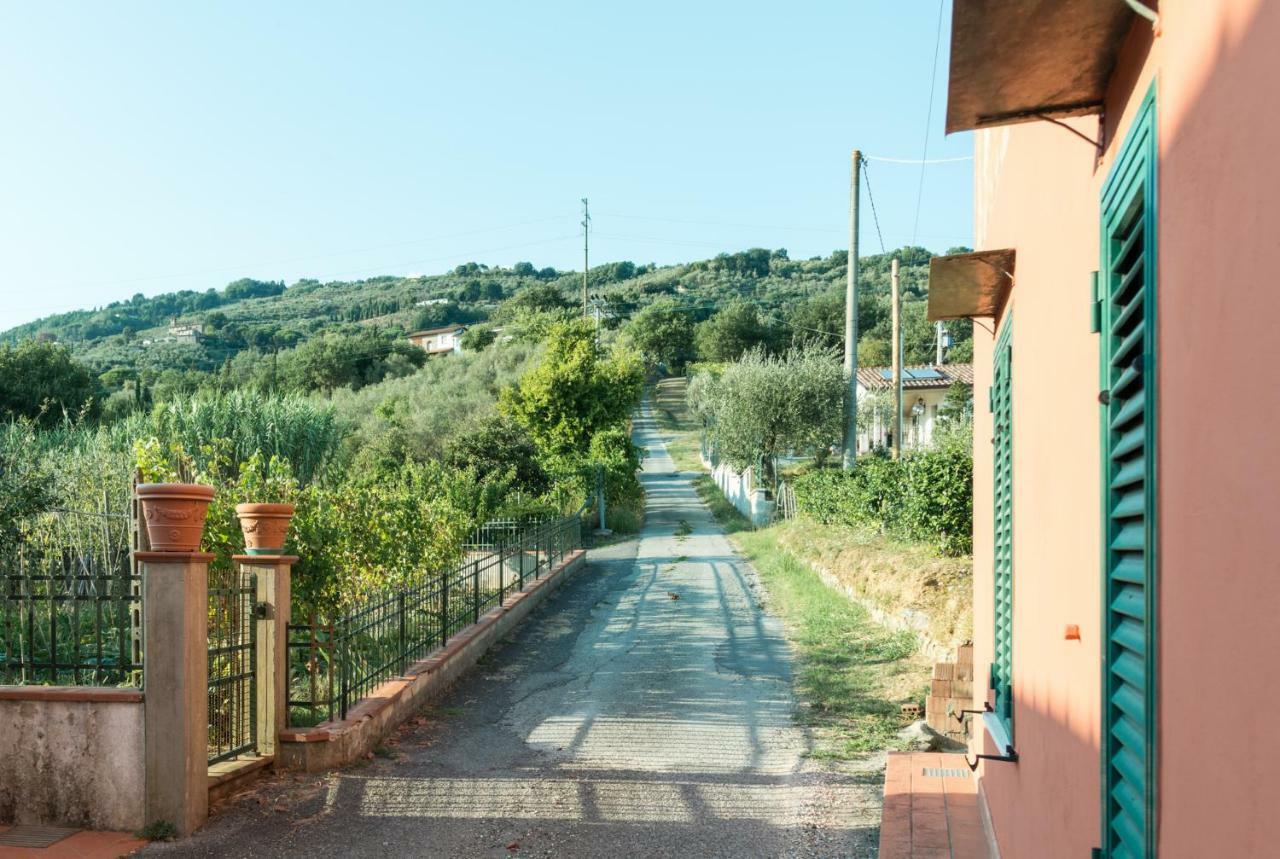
(407, 324), (466, 356)
(925, 2), (1280, 857)
(855, 363), (972, 452)
(167, 319), (203, 343)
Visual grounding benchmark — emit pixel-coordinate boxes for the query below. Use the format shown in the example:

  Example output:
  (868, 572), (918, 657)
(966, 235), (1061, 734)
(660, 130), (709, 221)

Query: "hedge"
(791, 439), (973, 556)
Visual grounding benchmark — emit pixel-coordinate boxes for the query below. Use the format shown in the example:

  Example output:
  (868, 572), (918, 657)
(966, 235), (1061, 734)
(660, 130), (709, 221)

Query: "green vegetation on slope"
(0, 244), (969, 426)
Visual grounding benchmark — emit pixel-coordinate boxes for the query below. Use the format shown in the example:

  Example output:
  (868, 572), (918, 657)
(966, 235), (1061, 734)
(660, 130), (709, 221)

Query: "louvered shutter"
(1100, 87), (1157, 859)
(992, 320), (1014, 732)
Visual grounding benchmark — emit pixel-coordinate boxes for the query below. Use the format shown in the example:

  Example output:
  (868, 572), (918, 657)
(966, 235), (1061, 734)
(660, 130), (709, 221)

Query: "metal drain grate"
(923, 767), (970, 779)
(0, 826), (78, 848)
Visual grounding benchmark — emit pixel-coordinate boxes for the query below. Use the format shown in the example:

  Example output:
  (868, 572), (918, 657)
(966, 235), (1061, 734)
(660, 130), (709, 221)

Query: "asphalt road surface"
(147, 404), (881, 858)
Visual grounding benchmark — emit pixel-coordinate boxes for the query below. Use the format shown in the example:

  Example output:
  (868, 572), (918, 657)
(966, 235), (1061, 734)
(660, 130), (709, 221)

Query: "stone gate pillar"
(139, 550), (213, 837)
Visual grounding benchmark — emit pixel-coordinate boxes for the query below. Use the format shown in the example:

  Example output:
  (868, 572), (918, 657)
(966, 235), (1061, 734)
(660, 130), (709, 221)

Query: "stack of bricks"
(926, 643), (974, 743)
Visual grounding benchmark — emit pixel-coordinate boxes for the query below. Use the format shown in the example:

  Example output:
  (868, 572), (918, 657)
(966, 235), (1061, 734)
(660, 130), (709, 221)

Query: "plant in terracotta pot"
(133, 438), (216, 553)
(234, 452), (300, 555)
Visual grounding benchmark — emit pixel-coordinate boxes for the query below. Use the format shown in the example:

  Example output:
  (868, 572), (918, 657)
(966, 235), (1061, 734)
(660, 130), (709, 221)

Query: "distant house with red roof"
(855, 363), (973, 452)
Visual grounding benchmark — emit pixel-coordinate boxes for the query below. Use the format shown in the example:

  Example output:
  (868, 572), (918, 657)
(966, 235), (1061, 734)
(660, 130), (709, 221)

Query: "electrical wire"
(594, 212), (843, 235)
(865, 155), (972, 165)
(910, 0), (948, 250)
(861, 162), (888, 255)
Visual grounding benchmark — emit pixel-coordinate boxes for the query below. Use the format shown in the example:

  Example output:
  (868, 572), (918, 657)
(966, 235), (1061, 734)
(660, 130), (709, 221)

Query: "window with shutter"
(992, 317), (1013, 736)
(1099, 85), (1157, 859)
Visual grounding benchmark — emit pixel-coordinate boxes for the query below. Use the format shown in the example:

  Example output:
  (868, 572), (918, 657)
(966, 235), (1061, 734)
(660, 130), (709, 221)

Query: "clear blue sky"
(0, 1), (972, 331)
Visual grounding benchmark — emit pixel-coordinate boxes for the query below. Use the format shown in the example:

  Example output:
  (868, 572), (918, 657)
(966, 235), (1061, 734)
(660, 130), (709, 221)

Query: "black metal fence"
(287, 514), (581, 726)
(207, 569), (257, 764)
(0, 508), (141, 687)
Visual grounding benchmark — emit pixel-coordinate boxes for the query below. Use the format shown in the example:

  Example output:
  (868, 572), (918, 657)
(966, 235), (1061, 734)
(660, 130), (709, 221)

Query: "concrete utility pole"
(842, 150), (862, 470)
(936, 321), (946, 365)
(581, 198), (591, 317)
(891, 257), (902, 460)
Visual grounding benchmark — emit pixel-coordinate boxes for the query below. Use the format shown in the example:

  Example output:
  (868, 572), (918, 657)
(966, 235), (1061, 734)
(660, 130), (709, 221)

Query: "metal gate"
(208, 569), (257, 764)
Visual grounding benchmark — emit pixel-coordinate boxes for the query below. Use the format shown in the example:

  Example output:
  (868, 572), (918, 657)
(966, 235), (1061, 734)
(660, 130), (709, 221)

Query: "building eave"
(945, 0), (1139, 134)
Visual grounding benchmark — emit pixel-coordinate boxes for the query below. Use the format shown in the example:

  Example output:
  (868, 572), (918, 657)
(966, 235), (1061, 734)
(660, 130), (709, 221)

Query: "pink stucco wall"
(968, 2), (1279, 855)
(970, 111), (1107, 859)
(1154, 1), (1280, 855)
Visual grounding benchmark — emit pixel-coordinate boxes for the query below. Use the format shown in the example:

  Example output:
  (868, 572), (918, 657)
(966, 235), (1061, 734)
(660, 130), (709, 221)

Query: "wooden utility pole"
(891, 257), (902, 460)
(842, 150), (862, 470)
(581, 198), (590, 317)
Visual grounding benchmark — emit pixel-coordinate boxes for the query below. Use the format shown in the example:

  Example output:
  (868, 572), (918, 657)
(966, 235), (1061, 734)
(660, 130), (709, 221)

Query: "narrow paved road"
(150, 404), (881, 858)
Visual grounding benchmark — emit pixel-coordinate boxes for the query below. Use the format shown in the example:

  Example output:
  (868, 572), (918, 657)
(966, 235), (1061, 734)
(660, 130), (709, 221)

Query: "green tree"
(279, 332), (425, 394)
(443, 415), (550, 495)
(0, 340), (102, 425)
(623, 298), (696, 372)
(460, 323), (497, 351)
(497, 282), (570, 319)
(691, 345), (844, 486)
(498, 320), (642, 459)
(694, 300), (773, 362)
(938, 381), (974, 427)
(0, 419), (53, 552)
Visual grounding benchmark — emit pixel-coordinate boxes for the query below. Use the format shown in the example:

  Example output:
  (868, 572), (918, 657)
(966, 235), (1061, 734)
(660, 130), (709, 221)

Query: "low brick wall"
(0, 687), (146, 831)
(278, 549), (587, 772)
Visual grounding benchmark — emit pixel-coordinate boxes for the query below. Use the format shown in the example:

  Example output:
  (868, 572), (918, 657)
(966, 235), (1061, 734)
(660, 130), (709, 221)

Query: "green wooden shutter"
(992, 318), (1014, 734)
(1100, 85), (1157, 859)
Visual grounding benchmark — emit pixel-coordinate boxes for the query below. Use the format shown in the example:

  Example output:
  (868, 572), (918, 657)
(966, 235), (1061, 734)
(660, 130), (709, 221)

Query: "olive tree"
(692, 344), (845, 487)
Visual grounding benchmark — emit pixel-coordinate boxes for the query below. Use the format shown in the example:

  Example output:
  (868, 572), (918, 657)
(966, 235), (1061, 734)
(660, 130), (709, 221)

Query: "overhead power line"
(910, 0), (948, 249)
(864, 155), (972, 165)
(861, 162), (888, 255)
(596, 212), (844, 235)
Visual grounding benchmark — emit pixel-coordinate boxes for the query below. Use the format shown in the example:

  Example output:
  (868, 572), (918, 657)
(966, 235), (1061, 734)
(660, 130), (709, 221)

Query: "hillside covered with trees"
(0, 244), (970, 424)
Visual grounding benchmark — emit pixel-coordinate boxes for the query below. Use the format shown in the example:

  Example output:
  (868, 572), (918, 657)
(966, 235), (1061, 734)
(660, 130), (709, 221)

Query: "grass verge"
(734, 527), (928, 758)
(685, 449), (930, 759)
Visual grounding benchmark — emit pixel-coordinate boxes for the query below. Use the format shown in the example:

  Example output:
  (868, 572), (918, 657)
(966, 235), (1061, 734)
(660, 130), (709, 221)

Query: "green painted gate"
(1098, 85), (1158, 859)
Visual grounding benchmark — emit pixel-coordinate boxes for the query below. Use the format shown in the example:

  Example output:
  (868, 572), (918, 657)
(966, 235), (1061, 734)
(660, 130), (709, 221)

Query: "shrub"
(443, 415), (550, 496)
(792, 434), (972, 556)
(897, 431), (973, 555)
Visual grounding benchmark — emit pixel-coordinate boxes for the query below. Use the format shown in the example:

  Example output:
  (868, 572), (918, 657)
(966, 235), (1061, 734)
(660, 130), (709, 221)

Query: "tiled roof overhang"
(945, 0), (1138, 133)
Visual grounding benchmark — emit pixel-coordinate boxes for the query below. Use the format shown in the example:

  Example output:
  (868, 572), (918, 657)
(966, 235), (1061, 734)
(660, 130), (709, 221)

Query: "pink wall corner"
(1154, 1), (1280, 855)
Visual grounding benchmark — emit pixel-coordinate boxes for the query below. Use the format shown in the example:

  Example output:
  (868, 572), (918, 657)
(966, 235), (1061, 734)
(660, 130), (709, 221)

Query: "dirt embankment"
(773, 519), (972, 662)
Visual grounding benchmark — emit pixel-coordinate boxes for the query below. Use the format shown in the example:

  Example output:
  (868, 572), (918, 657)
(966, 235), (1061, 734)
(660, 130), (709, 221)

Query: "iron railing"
(0, 508), (141, 687)
(287, 514), (581, 726)
(207, 568), (257, 764)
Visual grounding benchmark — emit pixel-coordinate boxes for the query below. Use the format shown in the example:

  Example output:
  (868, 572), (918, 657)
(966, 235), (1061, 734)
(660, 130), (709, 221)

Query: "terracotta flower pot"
(235, 503), (296, 555)
(136, 483), (216, 552)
